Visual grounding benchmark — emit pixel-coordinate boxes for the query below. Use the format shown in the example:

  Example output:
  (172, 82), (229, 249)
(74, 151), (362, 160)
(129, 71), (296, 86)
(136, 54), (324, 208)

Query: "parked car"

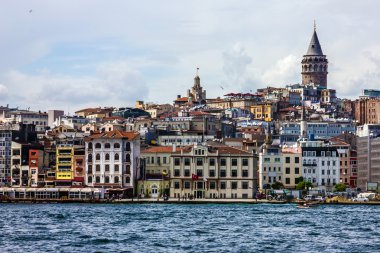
(304, 195), (316, 201)
(352, 197), (369, 202)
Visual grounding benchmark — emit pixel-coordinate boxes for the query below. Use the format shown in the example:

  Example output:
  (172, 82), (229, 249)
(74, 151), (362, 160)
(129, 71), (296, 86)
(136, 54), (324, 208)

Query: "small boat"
(297, 203), (311, 209)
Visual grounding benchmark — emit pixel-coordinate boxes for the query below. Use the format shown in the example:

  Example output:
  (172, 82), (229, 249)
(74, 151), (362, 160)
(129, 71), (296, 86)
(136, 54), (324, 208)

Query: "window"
(221, 158), (226, 166)
(114, 165), (119, 172)
(196, 158), (203, 166)
(184, 169), (190, 177)
(242, 158), (248, 166)
(88, 176), (92, 183)
(114, 176), (119, 183)
(96, 154), (100, 161)
(105, 176), (110, 183)
(285, 157), (290, 163)
(125, 177), (130, 184)
(231, 182), (238, 190)
(210, 182), (216, 189)
(209, 158), (215, 166)
(184, 158), (190, 166)
(105, 154), (110, 161)
(114, 143), (120, 149)
(209, 170), (215, 177)
(125, 142), (131, 151)
(175, 158), (180, 166)
(95, 143), (101, 149)
(174, 169), (180, 177)
(126, 165), (131, 174)
(286, 167), (290, 174)
(242, 170), (248, 177)
(125, 154), (131, 163)
(220, 170), (226, 177)
(295, 157), (299, 163)
(88, 142), (93, 150)
(105, 165), (110, 172)
(115, 153), (119, 161)
(88, 165), (92, 174)
(96, 165), (100, 172)
(231, 170), (237, 177)
(232, 159), (238, 166)
(264, 158), (270, 163)
(163, 157), (167, 164)
(184, 181), (190, 189)
(285, 178), (290, 184)
(275, 158), (281, 163)
(88, 154), (92, 162)
(221, 182), (226, 189)
(174, 182), (180, 189)
(196, 169), (203, 177)
(322, 161), (325, 166)
(95, 176), (100, 183)
(242, 182), (248, 189)
(105, 143), (110, 149)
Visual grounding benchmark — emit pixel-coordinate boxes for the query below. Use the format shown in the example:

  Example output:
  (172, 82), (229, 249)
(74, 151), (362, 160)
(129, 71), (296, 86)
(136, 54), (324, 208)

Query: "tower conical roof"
(305, 30), (324, 56)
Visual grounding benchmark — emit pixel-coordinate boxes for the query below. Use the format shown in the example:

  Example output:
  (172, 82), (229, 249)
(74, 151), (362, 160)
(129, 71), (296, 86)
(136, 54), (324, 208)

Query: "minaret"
(301, 22), (328, 88)
(300, 100), (307, 139)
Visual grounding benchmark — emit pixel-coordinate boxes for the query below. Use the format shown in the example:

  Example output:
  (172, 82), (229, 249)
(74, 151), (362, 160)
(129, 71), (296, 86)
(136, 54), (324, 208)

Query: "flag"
(203, 177), (208, 182)
(192, 174), (199, 180)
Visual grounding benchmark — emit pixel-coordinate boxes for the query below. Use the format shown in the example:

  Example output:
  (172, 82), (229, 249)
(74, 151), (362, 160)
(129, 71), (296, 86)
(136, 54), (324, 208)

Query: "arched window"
(319, 65), (323, 72)
(115, 153), (119, 161)
(88, 176), (92, 183)
(308, 65), (312, 71)
(88, 142), (93, 149)
(96, 154), (100, 161)
(95, 143), (101, 149)
(105, 176), (110, 183)
(125, 154), (130, 163)
(126, 165), (130, 174)
(105, 143), (111, 149)
(114, 176), (119, 183)
(125, 142), (131, 151)
(96, 176), (100, 183)
(314, 65), (317, 72)
(324, 66), (327, 72)
(105, 153), (110, 161)
(114, 143), (120, 149)
(88, 154), (92, 162)
(125, 176), (130, 184)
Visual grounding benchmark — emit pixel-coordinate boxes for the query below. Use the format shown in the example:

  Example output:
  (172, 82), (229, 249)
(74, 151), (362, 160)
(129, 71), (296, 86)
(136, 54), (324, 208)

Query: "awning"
(69, 188), (81, 192)
(26, 188), (36, 192)
(14, 188), (26, 192)
(58, 188), (70, 192)
(81, 188), (93, 193)
(0, 188), (14, 192)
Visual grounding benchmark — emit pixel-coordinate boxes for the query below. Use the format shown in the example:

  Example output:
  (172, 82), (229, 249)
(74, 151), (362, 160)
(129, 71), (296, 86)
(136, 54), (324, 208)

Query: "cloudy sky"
(0, 0), (379, 113)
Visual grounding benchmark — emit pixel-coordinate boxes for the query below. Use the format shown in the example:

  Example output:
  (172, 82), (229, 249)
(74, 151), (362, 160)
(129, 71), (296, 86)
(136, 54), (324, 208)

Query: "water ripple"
(0, 203), (379, 252)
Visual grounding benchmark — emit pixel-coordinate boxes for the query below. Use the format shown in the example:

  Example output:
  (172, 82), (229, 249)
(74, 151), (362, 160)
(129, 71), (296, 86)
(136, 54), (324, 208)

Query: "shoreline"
(1, 198), (380, 205)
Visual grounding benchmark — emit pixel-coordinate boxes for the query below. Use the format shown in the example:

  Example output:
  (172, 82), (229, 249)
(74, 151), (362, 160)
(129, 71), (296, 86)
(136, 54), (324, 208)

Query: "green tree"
(271, 181), (285, 190)
(295, 181), (312, 191)
(333, 183), (347, 192)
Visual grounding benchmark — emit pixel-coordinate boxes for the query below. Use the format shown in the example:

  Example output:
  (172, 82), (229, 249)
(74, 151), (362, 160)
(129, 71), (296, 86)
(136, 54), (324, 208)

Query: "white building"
(85, 130), (140, 194)
(300, 140), (340, 191)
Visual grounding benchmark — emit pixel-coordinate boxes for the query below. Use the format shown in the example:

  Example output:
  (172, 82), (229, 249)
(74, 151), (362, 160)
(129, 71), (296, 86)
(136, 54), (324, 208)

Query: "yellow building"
(55, 145), (74, 185)
(251, 103), (276, 122)
(282, 147), (302, 188)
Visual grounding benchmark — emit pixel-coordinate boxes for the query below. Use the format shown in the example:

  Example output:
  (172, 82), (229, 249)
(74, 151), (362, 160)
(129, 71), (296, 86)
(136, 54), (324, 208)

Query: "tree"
(271, 181), (285, 190)
(295, 180), (312, 191)
(333, 183), (347, 192)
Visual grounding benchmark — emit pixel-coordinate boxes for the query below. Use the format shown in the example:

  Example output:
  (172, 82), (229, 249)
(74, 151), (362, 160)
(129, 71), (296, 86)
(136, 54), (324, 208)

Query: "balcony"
(303, 163), (317, 166)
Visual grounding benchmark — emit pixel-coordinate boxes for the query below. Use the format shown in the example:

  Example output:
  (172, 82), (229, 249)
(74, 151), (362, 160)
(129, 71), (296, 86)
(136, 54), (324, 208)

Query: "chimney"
(177, 95), (181, 99)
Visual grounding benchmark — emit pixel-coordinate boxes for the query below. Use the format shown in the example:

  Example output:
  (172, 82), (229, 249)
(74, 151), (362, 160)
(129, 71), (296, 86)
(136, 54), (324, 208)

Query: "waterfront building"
(357, 134), (380, 191)
(29, 149), (44, 187)
(170, 144), (257, 199)
(55, 145), (74, 186)
(85, 130), (140, 195)
(300, 140), (340, 192)
(139, 146), (174, 198)
(259, 142), (284, 190)
(329, 137), (353, 187)
(282, 147), (302, 188)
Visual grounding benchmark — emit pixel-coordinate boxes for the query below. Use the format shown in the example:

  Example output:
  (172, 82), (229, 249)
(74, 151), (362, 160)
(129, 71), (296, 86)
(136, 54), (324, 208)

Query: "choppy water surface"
(0, 203), (379, 253)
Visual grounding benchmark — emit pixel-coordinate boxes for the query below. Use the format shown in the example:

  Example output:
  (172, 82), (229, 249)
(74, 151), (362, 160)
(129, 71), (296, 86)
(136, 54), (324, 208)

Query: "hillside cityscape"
(0, 26), (379, 202)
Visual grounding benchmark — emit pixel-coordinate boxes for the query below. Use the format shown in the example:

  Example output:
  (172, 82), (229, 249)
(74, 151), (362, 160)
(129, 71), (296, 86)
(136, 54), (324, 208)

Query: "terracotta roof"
(142, 146), (186, 153)
(175, 97), (189, 102)
(86, 130), (139, 141)
(189, 111), (210, 116)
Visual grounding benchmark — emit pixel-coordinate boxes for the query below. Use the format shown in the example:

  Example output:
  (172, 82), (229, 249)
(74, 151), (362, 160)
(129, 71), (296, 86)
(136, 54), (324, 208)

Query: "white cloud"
(0, 84), (8, 99)
(261, 55), (299, 86)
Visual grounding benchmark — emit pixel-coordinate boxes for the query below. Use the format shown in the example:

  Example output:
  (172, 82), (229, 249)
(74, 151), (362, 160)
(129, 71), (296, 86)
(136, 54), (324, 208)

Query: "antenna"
(314, 20), (316, 31)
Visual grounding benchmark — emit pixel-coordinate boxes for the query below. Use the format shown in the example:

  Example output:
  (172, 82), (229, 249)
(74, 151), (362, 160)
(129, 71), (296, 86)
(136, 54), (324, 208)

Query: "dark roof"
(305, 30), (324, 56)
